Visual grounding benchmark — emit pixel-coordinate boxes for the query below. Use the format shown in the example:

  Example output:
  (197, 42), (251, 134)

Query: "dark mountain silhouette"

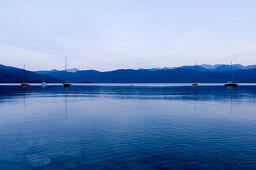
(40, 67), (256, 83)
(0, 64), (62, 83)
(1, 63), (256, 83)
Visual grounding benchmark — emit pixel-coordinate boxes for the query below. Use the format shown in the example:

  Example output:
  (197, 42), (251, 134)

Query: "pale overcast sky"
(0, 0), (256, 71)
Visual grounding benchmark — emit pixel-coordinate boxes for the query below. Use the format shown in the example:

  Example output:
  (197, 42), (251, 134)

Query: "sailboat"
(63, 56), (71, 88)
(21, 63), (30, 87)
(41, 73), (47, 86)
(224, 62), (238, 87)
(192, 61), (198, 86)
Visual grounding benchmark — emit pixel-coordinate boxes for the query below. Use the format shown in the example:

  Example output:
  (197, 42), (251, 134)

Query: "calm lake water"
(0, 84), (256, 169)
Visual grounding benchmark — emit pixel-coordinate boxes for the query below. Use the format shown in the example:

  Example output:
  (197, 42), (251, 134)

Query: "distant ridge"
(36, 64), (256, 83)
(165, 64), (256, 71)
(0, 64), (62, 83)
(141, 64), (256, 72)
(1, 63), (256, 83)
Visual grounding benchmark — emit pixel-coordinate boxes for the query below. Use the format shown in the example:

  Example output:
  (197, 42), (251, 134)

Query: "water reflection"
(0, 85), (256, 101)
(230, 87), (234, 114)
(22, 86), (26, 109)
(193, 86), (197, 113)
(0, 85), (256, 169)
(65, 88), (68, 120)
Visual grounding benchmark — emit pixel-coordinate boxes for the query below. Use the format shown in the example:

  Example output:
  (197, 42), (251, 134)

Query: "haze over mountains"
(1, 64), (256, 83)
(154, 64), (256, 71)
(37, 64), (256, 73)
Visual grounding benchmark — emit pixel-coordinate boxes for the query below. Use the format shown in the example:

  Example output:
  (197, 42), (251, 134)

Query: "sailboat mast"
(62, 56), (71, 87)
(65, 56), (67, 72)
(23, 63), (25, 83)
(65, 56), (67, 82)
(194, 61), (197, 83)
(231, 61), (234, 82)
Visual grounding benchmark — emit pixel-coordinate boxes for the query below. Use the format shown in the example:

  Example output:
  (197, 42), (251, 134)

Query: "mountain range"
(0, 64), (61, 83)
(1, 64), (256, 83)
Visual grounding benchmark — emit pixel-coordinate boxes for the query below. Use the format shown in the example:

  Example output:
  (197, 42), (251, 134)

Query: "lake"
(0, 84), (256, 169)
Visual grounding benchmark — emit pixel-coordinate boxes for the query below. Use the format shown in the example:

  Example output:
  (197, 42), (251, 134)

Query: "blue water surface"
(0, 84), (256, 169)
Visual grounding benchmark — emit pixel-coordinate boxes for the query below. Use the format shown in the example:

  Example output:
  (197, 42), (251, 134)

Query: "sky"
(0, 0), (256, 71)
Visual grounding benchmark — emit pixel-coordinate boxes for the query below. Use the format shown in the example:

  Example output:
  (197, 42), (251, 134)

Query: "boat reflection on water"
(193, 86), (197, 113)
(227, 86), (234, 114)
(64, 88), (68, 120)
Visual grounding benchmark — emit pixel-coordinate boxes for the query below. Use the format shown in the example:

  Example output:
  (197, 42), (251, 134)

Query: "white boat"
(41, 74), (47, 86)
(41, 82), (47, 86)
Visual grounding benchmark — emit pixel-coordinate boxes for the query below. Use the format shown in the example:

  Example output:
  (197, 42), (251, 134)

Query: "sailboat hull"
(41, 82), (47, 86)
(224, 83), (238, 87)
(21, 83), (29, 87)
(63, 83), (71, 88)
